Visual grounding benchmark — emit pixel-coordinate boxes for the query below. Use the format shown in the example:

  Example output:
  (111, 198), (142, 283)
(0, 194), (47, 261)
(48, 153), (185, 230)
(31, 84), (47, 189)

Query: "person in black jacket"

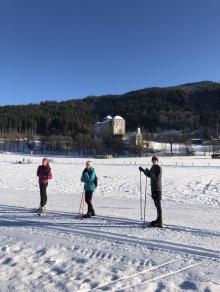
(139, 156), (163, 227)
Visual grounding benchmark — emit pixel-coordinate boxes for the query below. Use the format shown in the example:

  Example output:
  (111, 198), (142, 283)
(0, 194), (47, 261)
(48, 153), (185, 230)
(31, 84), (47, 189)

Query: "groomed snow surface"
(0, 154), (220, 292)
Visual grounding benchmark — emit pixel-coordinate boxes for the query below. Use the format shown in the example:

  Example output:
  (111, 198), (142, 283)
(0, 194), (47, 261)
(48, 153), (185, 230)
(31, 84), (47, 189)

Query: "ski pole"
(143, 176), (147, 228)
(140, 171), (143, 220)
(79, 189), (85, 215)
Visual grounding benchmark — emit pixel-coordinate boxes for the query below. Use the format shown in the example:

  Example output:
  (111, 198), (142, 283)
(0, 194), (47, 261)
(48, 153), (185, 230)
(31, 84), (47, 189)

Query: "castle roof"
(113, 115), (124, 120)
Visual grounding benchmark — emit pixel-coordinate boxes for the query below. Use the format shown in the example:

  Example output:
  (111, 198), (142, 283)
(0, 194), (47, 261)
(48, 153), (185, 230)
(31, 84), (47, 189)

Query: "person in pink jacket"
(37, 158), (52, 213)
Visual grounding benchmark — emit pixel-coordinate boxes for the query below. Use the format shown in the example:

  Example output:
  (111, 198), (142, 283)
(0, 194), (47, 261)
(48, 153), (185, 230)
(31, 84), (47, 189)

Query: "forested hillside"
(0, 81), (220, 138)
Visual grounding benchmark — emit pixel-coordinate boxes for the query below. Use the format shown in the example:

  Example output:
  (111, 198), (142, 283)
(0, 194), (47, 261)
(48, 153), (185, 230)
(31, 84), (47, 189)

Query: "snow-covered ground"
(0, 154), (220, 291)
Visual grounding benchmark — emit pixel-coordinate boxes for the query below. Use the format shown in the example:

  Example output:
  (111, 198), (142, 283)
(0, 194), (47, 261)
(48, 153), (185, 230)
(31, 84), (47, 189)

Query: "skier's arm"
(81, 168), (88, 182)
(37, 166), (41, 177)
(147, 167), (161, 181)
(90, 170), (96, 182)
(139, 166), (150, 176)
(83, 170), (96, 183)
(47, 169), (52, 180)
(139, 167), (146, 175)
(81, 173), (86, 182)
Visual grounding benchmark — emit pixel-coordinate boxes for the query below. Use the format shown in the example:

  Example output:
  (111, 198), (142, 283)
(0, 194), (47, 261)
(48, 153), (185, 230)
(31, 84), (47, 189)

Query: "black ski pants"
(85, 190), (95, 215)
(152, 191), (162, 220)
(39, 183), (48, 207)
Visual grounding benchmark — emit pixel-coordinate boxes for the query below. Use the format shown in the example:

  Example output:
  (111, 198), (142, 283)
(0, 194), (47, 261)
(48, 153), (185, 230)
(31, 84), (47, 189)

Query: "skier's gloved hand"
(145, 168), (150, 175)
(139, 167), (144, 172)
(83, 168), (88, 174)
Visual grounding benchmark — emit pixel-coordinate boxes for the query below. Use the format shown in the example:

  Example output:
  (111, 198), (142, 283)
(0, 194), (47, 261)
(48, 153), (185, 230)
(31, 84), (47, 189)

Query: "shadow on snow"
(0, 204), (220, 260)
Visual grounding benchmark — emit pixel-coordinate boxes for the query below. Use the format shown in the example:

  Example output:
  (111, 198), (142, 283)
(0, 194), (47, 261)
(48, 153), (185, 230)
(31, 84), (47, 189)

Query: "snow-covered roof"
(95, 115), (124, 125)
(103, 115), (112, 120)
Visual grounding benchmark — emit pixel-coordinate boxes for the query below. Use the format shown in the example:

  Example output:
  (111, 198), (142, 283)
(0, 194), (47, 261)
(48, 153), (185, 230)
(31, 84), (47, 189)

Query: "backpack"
(94, 175), (98, 187)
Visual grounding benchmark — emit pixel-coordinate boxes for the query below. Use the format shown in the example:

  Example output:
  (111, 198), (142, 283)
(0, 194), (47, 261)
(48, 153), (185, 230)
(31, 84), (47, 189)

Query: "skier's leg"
(39, 184), (44, 208)
(152, 192), (162, 219)
(152, 192), (158, 221)
(85, 191), (93, 215)
(155, 198), (162, 220)
(88, 192), (95, 215)
(151, 194), (163, 227)
(44, 183), (48, 207)
(90, 195), (95, 216)
(41, 183), (48, 208)
(155, 191), (162, 220)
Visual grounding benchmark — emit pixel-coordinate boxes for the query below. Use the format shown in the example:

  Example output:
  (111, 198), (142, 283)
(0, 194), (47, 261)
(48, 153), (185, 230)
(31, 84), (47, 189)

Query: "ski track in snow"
(0, 154), (220, 291)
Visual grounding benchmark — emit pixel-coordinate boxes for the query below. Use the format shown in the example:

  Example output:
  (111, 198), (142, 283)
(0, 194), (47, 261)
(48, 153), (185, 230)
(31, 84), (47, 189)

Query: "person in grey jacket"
(139, 156), (163, 227)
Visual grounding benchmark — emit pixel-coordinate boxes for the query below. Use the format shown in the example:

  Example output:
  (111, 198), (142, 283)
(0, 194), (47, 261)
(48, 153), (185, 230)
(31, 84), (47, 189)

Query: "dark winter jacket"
(37, 165), (52, 184)
(81, 167), (96, 192)
(144, 164), (162, 192)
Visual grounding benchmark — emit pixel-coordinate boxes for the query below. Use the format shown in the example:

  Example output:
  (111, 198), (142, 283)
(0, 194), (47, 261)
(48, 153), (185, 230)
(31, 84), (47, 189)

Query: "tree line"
(0, 81), (220, 142)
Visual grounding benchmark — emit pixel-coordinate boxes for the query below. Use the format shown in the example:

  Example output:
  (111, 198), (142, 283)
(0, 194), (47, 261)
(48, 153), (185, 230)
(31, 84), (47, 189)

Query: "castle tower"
(112, 116), (125, 135)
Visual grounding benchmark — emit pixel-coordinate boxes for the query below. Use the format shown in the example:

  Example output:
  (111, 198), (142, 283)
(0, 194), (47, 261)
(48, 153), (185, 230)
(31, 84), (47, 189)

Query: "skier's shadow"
(1, 204), (220, 261)
(0, 204), (220, 238)
(0, 204), (141, 228)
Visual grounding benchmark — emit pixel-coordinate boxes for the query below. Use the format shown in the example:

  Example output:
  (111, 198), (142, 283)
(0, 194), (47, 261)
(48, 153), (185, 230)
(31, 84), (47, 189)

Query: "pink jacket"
(37, 165), (52, 184)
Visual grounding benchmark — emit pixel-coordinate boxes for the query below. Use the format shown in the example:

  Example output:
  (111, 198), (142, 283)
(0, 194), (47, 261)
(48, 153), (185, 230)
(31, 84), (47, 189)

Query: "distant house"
(191, 139), (203, 145)
(94, 115), (125, 137)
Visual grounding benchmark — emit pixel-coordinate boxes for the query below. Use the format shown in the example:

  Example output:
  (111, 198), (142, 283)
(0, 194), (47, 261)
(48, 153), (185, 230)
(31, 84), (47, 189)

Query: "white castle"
(94, 115), (125, 137)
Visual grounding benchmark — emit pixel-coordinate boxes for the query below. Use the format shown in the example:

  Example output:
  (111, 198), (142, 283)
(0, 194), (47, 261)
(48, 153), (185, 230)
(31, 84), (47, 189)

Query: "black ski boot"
(82, 213), (91, 218)
(150, 218), (163, 228)
(150, 219), (158, 227)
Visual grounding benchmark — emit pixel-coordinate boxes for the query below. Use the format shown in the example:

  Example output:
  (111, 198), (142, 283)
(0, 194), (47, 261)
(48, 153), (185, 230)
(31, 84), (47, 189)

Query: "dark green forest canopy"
(0, 81), (220, 137)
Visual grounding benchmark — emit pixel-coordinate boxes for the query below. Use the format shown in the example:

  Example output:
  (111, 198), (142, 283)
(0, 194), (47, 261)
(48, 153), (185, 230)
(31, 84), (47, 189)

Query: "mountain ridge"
(0, 81), (220, 138)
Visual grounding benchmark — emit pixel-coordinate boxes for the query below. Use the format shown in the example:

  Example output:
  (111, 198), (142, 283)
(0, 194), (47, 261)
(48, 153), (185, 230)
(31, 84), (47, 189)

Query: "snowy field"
(0, 154), (220, 291)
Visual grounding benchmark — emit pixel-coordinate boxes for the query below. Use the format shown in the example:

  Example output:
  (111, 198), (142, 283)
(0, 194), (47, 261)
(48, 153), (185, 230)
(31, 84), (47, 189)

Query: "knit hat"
(42, 157), (49, 164)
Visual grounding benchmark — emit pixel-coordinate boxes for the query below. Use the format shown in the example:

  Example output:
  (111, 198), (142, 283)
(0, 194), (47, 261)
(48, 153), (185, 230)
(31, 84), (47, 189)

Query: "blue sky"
(0, 0), (220, 105)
